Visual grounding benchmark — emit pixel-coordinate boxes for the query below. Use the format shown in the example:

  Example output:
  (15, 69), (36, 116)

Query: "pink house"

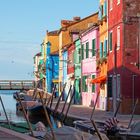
(80, 25), (99, 107)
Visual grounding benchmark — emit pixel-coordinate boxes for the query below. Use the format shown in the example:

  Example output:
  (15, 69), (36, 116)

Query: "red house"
(107, 0), (140, 114)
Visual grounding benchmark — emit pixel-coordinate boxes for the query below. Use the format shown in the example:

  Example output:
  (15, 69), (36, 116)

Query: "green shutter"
(78, 48), (81, 63)
(92, 39), (96, 56)
(86, 42), (89, 58)
(81, 44), (84, 60)
(82, 76), (88, 92)
(92, 75), (95, 92)
(110, 32), (112, 51)
(82, 76), (85, 92)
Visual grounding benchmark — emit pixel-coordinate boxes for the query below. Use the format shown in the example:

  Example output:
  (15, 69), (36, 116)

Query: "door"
(112, 75), (117, 113)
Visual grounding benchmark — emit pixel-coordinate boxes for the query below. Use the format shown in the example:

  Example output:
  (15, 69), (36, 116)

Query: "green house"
(74, 39), (81, 104)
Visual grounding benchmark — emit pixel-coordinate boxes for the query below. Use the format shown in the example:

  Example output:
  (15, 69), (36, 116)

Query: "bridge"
(0, 80), (35, 90)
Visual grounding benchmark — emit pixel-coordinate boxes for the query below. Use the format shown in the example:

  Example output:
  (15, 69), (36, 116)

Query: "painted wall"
(74, 39), (81, 104)
(81, 27), (99, 107)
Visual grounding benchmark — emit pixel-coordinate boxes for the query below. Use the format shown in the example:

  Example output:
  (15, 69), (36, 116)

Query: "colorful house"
(107, 0), (140, 114)
(45, 30), (59, 94)
(80, 25), (99, 107)
(33, 52), (42, 81)
(98, 0), (108, 110)
(74, 39), (81, 104)
(58, 13), (98, 97)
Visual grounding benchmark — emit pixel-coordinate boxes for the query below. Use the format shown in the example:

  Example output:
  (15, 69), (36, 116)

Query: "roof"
(47, 30), (59, 36)
(58, 12), (98, 33)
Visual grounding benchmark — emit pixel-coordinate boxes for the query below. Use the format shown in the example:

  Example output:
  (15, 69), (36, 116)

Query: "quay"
(50, 101), (140, 127)
(0, 127), (37, 140)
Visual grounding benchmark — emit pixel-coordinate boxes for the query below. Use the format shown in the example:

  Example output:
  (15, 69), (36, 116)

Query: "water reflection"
(0, 90), (25, 122)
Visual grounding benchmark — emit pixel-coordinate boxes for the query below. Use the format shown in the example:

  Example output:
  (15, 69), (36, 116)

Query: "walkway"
(50, 100), (140, 127)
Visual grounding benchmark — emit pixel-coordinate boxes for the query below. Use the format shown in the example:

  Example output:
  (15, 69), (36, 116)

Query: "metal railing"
(0, 80), (35, 90)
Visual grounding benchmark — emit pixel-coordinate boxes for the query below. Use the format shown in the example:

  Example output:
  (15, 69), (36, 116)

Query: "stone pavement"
(50, 100), (140, 127)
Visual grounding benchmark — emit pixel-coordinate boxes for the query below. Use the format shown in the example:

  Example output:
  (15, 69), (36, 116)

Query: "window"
(104, 39), (108, 57)
(104, 0), (107, 16)
(92, 75), (95, 92)
(81, 44), (84, 60)
(107, 76), (112, 97)
(86, 42), (89, 58)
(109, 32), (113, 51)
(110, 0), (113, 10)
(78, 48), (81, 62)
(117, 74), (120, 98)
(117, 0), (120, 5)
(117, 27), (120, 49)
(100, 42), (103, 58)
(92, 39), (96, 56)
(101, 5), (104, 17)
(82, 76), (88, 92)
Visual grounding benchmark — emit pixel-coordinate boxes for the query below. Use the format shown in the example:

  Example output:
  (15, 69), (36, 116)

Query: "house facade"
(45, 30), (59, 94)
(98, 0), (108, 110)
(74, 39), (81, 104)
(58, 13), (98, 95)
(107, 0), (140, 114)
(81, 26), (99, 107)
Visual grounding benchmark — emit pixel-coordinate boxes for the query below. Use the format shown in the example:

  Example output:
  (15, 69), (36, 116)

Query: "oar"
(38, 90), (56, 140)
(113, 98), (122, 118)
(60, 85), (72, 115)
(89, 91), (103, 140)
(16, 93), (34, 136)
(127, 98), (139, 129)
(53, 83), (67, 114)
(50, 84), (57, 108)
(62, 85), (75, 123)
(0, 96), (11, 129)
(90, 91), (100, 120)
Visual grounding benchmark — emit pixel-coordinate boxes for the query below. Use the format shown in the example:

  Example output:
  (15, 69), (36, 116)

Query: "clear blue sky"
(0, 0), (99, 80)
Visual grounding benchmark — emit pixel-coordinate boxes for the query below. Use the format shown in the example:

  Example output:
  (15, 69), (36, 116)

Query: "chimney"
(73, 17), (81, 22)
(61, 20), (74, 27)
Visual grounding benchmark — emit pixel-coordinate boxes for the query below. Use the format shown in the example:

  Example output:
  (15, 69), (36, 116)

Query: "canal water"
(0, 90), (25, 122)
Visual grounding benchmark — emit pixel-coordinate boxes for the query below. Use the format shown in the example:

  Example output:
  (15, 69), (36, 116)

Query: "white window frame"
(117, 26), (120, 50)
(109, 30), (113, 53)
(110, 0), (113, 11)
(117, 0), (120, 5)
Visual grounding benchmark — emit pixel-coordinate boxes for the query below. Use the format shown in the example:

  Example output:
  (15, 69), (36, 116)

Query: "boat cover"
(44, 126), (109, 140)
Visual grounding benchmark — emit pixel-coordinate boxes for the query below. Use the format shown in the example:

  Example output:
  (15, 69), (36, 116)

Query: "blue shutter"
(104, 40), (107, 57)
(104, 1), (107, 16)
(100, 42), (102, 58)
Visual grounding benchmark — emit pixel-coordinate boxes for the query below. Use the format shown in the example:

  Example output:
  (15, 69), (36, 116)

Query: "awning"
(90, 75), (106, 84)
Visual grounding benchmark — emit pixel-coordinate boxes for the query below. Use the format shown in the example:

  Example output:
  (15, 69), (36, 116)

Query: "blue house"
(46, 42), (59, 95)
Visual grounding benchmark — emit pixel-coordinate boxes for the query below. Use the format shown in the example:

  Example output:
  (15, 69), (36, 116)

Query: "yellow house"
(98, 0), (108, 110)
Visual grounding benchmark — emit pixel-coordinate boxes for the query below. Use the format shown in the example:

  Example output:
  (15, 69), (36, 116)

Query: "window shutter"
(100, 42), (103, 58)
(104, 1), (107, 16)
(81, 44), (84, 60)
(92, 39), (95, 56)
(92, 75), (95, 92)
(107, 77), (112, 97)
(104, 40), (107, 57)
(109, 32), (112, 51)
(86, 42), (89, 58)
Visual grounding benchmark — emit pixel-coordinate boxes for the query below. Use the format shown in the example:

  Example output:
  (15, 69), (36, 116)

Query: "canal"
(0, 90), (25, 122)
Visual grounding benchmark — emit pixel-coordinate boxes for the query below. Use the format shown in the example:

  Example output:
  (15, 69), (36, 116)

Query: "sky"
(0, 0), (99, 80)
